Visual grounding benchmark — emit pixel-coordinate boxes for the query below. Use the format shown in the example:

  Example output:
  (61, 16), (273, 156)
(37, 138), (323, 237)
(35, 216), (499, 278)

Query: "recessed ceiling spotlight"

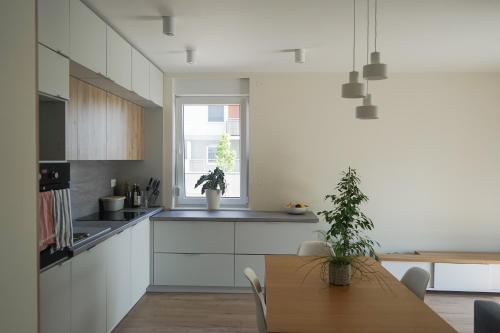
(162, 16), (175, 37)
(294, 49), (306, 64)
(186, 49), (195, 64)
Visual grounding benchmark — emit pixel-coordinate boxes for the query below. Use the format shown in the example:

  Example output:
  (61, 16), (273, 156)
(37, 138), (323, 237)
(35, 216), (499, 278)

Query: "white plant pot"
(206, 189), (221, 210)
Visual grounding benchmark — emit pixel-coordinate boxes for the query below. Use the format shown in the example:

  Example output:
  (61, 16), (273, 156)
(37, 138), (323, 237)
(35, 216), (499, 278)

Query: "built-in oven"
(39, 162), (71, 269)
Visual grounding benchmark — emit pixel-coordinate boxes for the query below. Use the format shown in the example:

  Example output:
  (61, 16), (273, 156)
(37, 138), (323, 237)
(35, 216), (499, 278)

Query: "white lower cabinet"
(235, 222), (319, 254)
(434, 263), (491, 291)
(154, 253), (234, 286)
(40, 260), (71, 333)
(106, 229), (132, 332)
(381, 261), (433, 287)
(131, 218), (150, 305)
(235, 255), (265, 287)
(71, 242), (107, 333)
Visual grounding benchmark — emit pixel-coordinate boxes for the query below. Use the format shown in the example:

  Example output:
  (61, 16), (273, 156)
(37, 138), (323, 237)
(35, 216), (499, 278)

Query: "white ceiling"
(85, 0), (500, 73)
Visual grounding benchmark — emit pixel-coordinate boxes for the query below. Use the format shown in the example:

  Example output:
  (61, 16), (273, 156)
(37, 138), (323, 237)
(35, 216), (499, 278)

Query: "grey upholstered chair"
(297, 240), (333, 256)
(475, 300), (500, 333)
(244, 267), (267, 333)
(400, 267), (430, 300)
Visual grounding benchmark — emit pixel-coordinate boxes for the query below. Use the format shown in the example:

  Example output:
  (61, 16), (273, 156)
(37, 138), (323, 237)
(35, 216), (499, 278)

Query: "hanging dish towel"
(53, 189), (74, 249)
(38, 191), (56, 251)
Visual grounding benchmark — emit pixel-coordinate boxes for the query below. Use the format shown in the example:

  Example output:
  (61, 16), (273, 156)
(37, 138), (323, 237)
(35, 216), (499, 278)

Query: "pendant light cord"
(366, 0), (370, 93)
(353, 0), (356, 71)
(375, 0), (378, 52)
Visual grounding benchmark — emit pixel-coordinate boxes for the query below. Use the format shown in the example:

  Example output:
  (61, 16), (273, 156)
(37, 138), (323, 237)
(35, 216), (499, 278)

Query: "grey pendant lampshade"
(356, 94), (378, 119)
(342, 0), (365, 99)
(342, 71), (365, 98)
(363, 51), (387, 80)
(363, 0), (387, 80)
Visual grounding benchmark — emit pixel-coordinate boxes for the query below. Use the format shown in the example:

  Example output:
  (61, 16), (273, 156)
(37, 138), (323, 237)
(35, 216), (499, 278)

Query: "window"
(207, 105), (225, 122)
(175, 96), (248, 207)
(206, 146), (217, 164)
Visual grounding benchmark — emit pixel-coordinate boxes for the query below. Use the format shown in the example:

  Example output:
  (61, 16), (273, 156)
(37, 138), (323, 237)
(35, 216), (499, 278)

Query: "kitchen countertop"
(151, 209), (319, 223)
(71, 207), (163, 255)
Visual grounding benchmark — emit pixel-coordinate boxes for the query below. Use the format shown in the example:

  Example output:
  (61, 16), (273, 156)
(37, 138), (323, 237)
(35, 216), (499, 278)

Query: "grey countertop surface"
(151, 209), (319, 223)
(71, 207), (163, 256)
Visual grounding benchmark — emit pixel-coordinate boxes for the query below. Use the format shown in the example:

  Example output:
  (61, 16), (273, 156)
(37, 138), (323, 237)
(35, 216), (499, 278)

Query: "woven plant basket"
(329, 262), (352, 286)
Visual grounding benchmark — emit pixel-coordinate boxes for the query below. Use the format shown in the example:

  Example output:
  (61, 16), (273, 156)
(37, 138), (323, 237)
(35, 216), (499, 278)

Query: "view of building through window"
(183, 104), (241, 198)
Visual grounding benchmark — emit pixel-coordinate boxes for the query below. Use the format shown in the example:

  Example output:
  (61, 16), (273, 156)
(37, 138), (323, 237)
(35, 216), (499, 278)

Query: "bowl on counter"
(285, 203), (309, 215)
(100, 196), (125, 212)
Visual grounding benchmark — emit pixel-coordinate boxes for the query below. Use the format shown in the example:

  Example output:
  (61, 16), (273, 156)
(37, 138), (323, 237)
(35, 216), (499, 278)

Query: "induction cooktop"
(76, 210), (146, 222)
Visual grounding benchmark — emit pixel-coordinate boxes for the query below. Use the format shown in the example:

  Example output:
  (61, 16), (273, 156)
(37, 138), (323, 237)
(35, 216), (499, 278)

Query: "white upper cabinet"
(132, 48), (149, 99)
(106, 27), (132, 90)
(38, 43), (69, 99)
(149, 63), (163, 107)
(70, 0), (106, 75)
(38, 0), (70, 56)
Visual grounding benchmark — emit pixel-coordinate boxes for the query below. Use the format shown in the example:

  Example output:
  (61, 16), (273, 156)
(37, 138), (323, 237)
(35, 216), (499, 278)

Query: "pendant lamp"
(363, 0), (387, 80)
(356, 93), (378, 119)
(342, 0), (365, 98)
(356, 1), (378, 119)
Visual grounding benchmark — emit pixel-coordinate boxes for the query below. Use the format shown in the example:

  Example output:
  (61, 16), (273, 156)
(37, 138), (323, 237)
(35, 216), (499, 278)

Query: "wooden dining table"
(265, 255), (456, 333)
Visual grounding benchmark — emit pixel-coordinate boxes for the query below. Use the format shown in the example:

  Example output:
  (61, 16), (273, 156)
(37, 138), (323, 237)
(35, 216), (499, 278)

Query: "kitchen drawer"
(381, 261), (433, 287)
(434, 263), (490, 291)
(491, 265), (500, 290)
(154, 253), (234, 287)
(235, 222), (319, 254)
(153, 221), (234, 254)
(235, 255), (265, 287)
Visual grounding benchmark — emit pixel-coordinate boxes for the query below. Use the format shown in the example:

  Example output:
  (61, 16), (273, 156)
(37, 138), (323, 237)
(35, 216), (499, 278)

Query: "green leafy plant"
(318, 167), (379, 266)
(195, 167), (227, 195)
(216, 133), (236, 172)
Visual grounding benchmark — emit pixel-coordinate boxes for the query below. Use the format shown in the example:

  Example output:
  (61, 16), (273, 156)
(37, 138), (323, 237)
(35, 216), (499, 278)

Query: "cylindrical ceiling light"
(363, 0), (387, 80)
(162, 16), (175, 37)
(294, 49), (306, 64)
(356, 93), (378, 119)
(186, 49), (195, 64)
(341, 0), (365, 98)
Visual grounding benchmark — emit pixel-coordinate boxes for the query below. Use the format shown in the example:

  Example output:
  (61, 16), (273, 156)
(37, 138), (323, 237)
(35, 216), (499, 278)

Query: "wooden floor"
(114, 292), (500, 333)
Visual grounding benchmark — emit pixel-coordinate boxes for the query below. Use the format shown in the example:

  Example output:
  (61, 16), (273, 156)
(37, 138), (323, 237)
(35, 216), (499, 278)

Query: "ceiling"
(85, 0), (500, 73)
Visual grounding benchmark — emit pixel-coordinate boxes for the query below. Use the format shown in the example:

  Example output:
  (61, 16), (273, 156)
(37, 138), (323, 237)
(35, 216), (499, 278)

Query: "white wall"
(248, 73), (500, 252)
(0, 1), (38, 332)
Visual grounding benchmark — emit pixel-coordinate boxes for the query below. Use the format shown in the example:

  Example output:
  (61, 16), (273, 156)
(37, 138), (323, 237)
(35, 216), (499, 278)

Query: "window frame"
(174, 96), (249, 207)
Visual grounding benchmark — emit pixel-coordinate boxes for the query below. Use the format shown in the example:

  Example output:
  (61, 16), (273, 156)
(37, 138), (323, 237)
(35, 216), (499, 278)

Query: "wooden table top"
(265, 256), (456, 333)
(380, 251), (500, 264)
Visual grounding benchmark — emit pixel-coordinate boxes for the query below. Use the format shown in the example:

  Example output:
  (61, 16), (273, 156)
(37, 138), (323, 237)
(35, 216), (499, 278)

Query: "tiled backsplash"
(70, 161), (121, 218)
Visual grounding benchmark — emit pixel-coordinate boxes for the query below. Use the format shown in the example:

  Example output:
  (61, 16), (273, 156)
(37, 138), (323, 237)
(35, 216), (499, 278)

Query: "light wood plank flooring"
(114, 292), (500, 333)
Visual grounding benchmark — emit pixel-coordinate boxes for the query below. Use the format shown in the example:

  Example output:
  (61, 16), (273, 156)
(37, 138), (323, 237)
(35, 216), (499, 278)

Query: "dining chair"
(297, 240), (333, 256)
(244, 267), (267, 333)
(474, 300), (500, 333)
(401, 267), (431, 300)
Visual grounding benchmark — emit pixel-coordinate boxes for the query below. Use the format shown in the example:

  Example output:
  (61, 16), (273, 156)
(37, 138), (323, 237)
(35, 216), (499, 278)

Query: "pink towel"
(38, 191), (56, 251)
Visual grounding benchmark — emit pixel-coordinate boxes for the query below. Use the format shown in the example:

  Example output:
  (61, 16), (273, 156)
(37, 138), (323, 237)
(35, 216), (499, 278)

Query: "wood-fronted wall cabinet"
(68, 77), (144, 161)
(106, 93), (144, 160)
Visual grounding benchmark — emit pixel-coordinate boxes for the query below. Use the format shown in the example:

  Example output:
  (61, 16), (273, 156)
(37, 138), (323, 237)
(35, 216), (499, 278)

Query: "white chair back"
(297, 240), (333, 256)
(401, 267), (430, 300)
(244, 267), (267, 333)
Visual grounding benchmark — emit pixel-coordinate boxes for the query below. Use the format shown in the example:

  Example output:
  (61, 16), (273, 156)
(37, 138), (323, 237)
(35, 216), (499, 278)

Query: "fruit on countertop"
(286, 202), (309, 209)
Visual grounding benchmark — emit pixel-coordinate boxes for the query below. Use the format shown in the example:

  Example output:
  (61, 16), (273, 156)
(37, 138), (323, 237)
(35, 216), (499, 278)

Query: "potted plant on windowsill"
(195, 167), (227, 210)
(317, 167), (379, 286)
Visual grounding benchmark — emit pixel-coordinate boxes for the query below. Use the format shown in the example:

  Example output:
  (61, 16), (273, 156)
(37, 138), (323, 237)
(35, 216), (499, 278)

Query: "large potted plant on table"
(195, 167), (226, 210)
(318, 167), (379, 286)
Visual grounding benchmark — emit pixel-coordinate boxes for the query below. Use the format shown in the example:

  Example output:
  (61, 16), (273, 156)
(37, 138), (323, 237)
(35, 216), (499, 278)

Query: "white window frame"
(174, 96), (249, 207)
